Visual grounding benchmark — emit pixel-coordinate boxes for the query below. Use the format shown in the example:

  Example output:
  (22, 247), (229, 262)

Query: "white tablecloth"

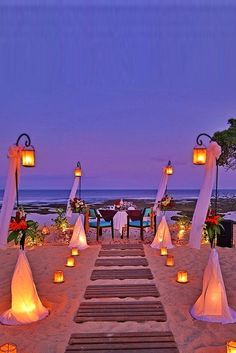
(113, 211), (128, 234)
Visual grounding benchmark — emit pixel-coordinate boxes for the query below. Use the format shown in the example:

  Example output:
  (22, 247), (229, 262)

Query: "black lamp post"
(15, 133), (35, 207)
(193, 133), (219, 214)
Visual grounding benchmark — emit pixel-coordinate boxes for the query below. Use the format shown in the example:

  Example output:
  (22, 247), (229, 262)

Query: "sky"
(0, 0), (235, 189)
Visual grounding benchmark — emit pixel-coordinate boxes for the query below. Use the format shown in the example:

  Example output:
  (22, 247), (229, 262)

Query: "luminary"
(192, 146), (207, 165)
(0, 343), (17, 353)
(166, 255), (174, 267)
(66, 256), (75, 267)
(177, 271), (188, 283)
(227, 341), (236, 353)
(160, 247), (168, 256)
(53, 271), (64, 283)
(41, 225), (50, 236)
(71, 248), (79, 256)
(21, 147), (35, 167)
(165, 160), (173, 175)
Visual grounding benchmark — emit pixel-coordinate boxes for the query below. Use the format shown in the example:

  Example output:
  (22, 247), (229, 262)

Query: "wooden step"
(74, 301), (167, 323)
(84, 284), (159, 299)
(95, 258), (148, 267)
(99, 250), (145, 257)
(90, 269), (153, 280)
(102, 244), (144, 250)
(65, 331), (179, 352)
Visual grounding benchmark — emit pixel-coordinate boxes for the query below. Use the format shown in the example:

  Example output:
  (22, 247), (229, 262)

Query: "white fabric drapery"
(189, 142), (222, 249)
(68, 213), (89, 250)
(153, 169), (168, 216)
(0, 250), (49, 325)
(66, 177), (80, 218)
(190, 249), (236, 324)
(0, 145), (22, 249)
(150, 215), (174, 249)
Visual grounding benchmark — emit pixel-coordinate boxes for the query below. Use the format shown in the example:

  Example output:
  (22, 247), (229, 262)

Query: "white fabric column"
(0, 250), (49, 325)
(153, 169), (168, 216)
(0, 145), (21, 249)
(189, 142), (221, 249)
(151, 215), (174, 249)
(190, 249), (236, 324)
(68, 213), (89, 250)
(66, 177), (80, 218)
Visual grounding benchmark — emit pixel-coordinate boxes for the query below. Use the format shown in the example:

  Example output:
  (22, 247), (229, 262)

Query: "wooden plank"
(102, 244), (143, 250)
(65, 331), (179, 352)
(90, 269), (153, 280)
(98, 250), (145, 257)
(74, 301), (167, 323)
(95, 258), (148, 267)
(84, 284), (159, 299)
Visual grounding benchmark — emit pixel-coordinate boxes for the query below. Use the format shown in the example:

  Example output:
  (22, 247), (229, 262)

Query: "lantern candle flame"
(227, 341), (236, 353)
(66, 256), (75, 267)
(177, 271), (188, 283)
(166, 255), (174, 267)
(53, 271), (64, 283)
(160, 247), (168, 256)
(0, 343), (17, 353)
(71, 248), (79, 256)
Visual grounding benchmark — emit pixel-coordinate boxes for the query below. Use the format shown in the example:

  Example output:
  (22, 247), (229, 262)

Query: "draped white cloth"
(153, 169), (168, 216)
(113, 211), (128, 234)
(68, 214), (89, 250)
(190, 249), (236, 324)
(189, 142), (222, 249)
(0, 145), (22, 249)
(150, 215), (174, 249)
(66, 177), (80, 218)
(0, 250), (49, 325)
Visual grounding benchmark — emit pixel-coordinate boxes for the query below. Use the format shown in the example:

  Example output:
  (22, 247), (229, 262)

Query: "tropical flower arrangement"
(203, 209), (224, 247)
(158, 194), (175, 212)
(69, 198), (87, 214)
(8, 207), (41, 249)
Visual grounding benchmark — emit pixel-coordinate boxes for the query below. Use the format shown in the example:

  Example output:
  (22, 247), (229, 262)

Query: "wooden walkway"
(65, 332), (179, 352)
(65, 243), (179, 353)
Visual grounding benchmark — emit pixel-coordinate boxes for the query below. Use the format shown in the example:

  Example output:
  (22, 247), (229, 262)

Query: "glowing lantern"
(166, 255), (174, 267)
(165, 160), (173, 175)
(177, 271), (188, 283)
(21, 146), (35, 167)
(227, 341), (236, 352)
(66, 256), (75, 267)
(71, 248), (79, 256)
(41, 225), (50, 236)
(192, 146), (207, 165)
(53, 271), (64, 283)
(0, 344), (17, 353)
(74, 161), (82, 177)
(160, 247), (168, 256)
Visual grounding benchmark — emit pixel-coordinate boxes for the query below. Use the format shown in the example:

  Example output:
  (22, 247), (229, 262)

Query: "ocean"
(0, 189), (235, 205)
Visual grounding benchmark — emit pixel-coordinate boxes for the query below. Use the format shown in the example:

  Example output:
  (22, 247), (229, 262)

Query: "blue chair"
(127, 208), (155, 240)
(89, 208), (117, 241)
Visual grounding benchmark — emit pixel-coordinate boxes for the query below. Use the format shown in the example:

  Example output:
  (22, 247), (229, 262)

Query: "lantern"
(66, 256), (75, 267)
(21, 146), (35, 167)
(71, 248), (79, 256)
(165, 160), (173, 175)
(166, 255), (174, 267)
(177, 271), (188, 283)
(160, 247), (168, 256)
(74, 161), (82, 177)
(53, 270), (64, 283)
(192, 146), (207, 165)
(41, 225), (50, 236)
(227, 341), (236, 353)
(0, 344), (17, 353)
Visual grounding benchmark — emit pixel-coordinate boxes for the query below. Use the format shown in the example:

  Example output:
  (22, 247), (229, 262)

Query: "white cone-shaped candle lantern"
(68, 214), (89, 251)
(190, 249), (236, 324)
(151, 215), (174, 249)
(0, 250), (48, 325)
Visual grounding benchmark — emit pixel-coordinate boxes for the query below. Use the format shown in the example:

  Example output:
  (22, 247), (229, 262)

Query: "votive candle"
(177, 271), (188, 283)
(166, 255), (174, 267)
(160, 247), (168, 256)
(227, 341), (236, 353)
(66, 256), (75, 267)
(0, 343), (17, 353)
(71, 248), (79, 256)
(53, 270), (64, 283)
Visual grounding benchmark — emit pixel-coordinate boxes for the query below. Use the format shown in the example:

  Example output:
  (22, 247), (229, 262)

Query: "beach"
(0, 223), (236, 353)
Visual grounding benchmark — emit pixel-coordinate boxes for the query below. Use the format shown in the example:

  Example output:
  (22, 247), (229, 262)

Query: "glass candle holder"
(66, 256), (75, 267)
(53, 270), (64, 283)
(177, 271), (188, 283)
(71, 248), (79, 256)
(160, 247), (168, 256)
(166, 255), (174, 267)
(227, 341), (236, 353)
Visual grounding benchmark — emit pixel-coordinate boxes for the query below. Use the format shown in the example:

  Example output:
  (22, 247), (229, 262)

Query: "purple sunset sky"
(0, 0), (235, 190)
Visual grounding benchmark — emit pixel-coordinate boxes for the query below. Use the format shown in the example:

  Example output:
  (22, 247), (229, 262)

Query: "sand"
(0, 226), (236, 353)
